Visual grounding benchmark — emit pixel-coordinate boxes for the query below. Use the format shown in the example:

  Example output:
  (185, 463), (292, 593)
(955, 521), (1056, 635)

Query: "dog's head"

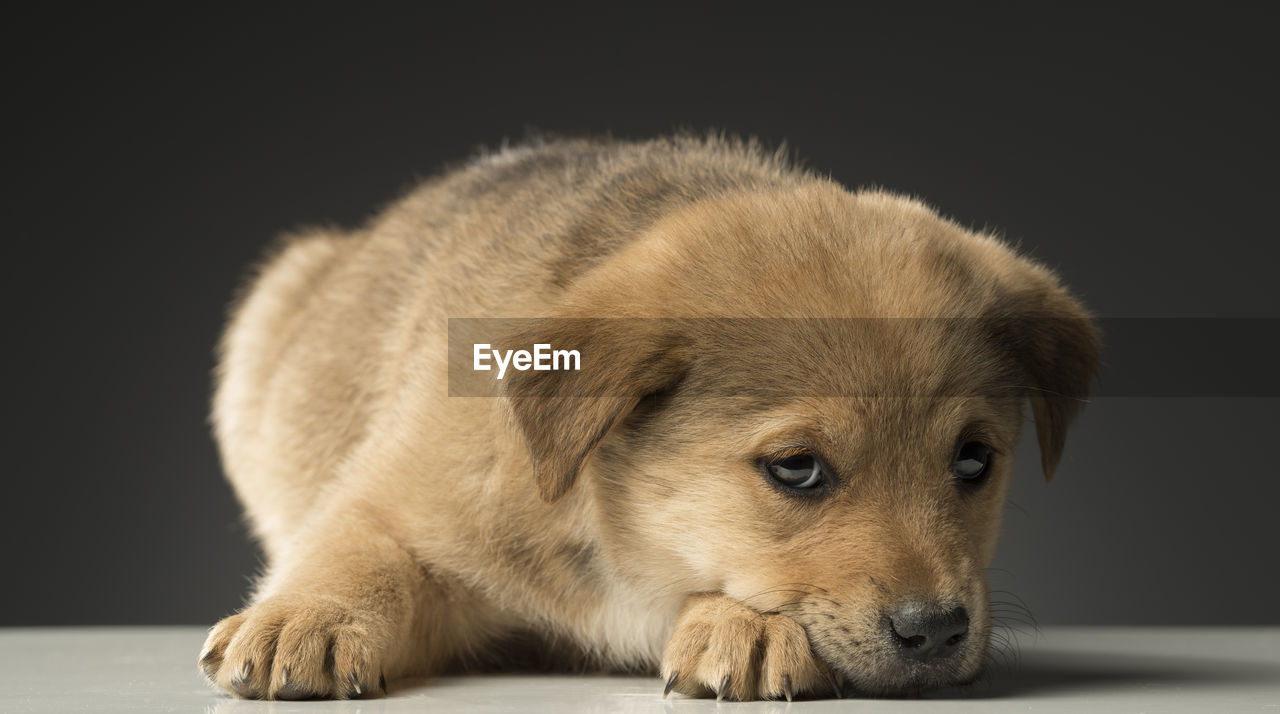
(502, 185), (1098, 694)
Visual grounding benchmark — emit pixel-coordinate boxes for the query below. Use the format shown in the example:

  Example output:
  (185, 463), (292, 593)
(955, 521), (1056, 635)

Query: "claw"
(826, 669), (842, 699)
(717, 674), (731, 701)
(280, 665), (290, 687)
(663, 671), (679, 698)
(380, 672), (387, 695)
(229, 660), (260, 700)
(348, 670), (363, 696)
(197, 650), (218, 678)
(782, 673), (794, 702)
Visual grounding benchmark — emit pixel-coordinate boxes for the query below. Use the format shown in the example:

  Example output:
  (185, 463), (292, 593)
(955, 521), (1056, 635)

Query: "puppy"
(200, 135), (1097, 700)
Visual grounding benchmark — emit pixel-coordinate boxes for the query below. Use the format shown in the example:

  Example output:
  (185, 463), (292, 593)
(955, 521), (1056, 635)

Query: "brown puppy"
(200, 135), (1097, 700)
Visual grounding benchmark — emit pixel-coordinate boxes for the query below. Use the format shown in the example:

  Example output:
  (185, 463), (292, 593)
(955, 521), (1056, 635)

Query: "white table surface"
(1, 627), (1277, 713)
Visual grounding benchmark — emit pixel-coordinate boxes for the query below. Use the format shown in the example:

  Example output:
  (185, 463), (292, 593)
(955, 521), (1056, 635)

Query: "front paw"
(199, 595), (389, 700)
(661, 593), (833, 701)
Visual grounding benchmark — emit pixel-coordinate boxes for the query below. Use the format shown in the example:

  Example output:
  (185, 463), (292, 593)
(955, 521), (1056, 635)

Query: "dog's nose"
(887, 602), (969, 662)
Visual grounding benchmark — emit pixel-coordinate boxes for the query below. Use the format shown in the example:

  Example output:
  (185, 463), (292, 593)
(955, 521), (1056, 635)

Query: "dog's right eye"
(765, 453), (825, 490)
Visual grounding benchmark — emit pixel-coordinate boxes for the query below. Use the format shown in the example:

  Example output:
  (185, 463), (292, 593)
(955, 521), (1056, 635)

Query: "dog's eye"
(766, 453), (825, 489)
(952, 441), (992, 483)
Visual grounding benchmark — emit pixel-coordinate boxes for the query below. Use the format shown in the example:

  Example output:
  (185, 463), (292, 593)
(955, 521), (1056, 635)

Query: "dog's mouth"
(823, 647), (984, 697)
(836, 658), (980, 697)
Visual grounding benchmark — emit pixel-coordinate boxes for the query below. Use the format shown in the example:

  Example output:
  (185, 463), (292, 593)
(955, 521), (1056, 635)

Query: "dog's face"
(503, 186), (1098, 694)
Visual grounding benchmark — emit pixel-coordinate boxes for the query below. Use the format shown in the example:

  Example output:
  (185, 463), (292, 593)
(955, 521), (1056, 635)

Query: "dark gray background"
(4, 4), (1277, 626)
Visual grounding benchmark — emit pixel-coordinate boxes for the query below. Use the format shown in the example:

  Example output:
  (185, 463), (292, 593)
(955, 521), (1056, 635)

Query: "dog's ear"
(987, 279), (1100, 480)
(500, 319), (686, 502)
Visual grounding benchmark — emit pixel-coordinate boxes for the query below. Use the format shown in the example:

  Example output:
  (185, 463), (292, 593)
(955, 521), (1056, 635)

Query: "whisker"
(736, 589), (816, 606)
(988, 608), (1039, 632)
(984, 629), (1018, 672)
(983, 588), (1036, 677)
(733, 583), (832, 609)
(1004, 498), (1031, 517)
(989, 592), (1040, 623)
(988, 595), (1042, 636)
(770, 594), (843, 612)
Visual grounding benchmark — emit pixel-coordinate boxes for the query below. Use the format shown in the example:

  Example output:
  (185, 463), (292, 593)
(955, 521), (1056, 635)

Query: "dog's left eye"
(952, 441), (993, 482)
(765, 453), (825, 489)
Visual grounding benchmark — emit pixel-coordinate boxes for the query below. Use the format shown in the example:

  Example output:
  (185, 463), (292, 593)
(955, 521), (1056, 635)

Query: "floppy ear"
(988, 282), (1100, 480)
(500, 319), (686, 502)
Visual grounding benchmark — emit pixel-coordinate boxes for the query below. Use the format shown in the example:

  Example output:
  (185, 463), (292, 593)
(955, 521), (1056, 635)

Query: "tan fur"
(199, 135), (1097, 700)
